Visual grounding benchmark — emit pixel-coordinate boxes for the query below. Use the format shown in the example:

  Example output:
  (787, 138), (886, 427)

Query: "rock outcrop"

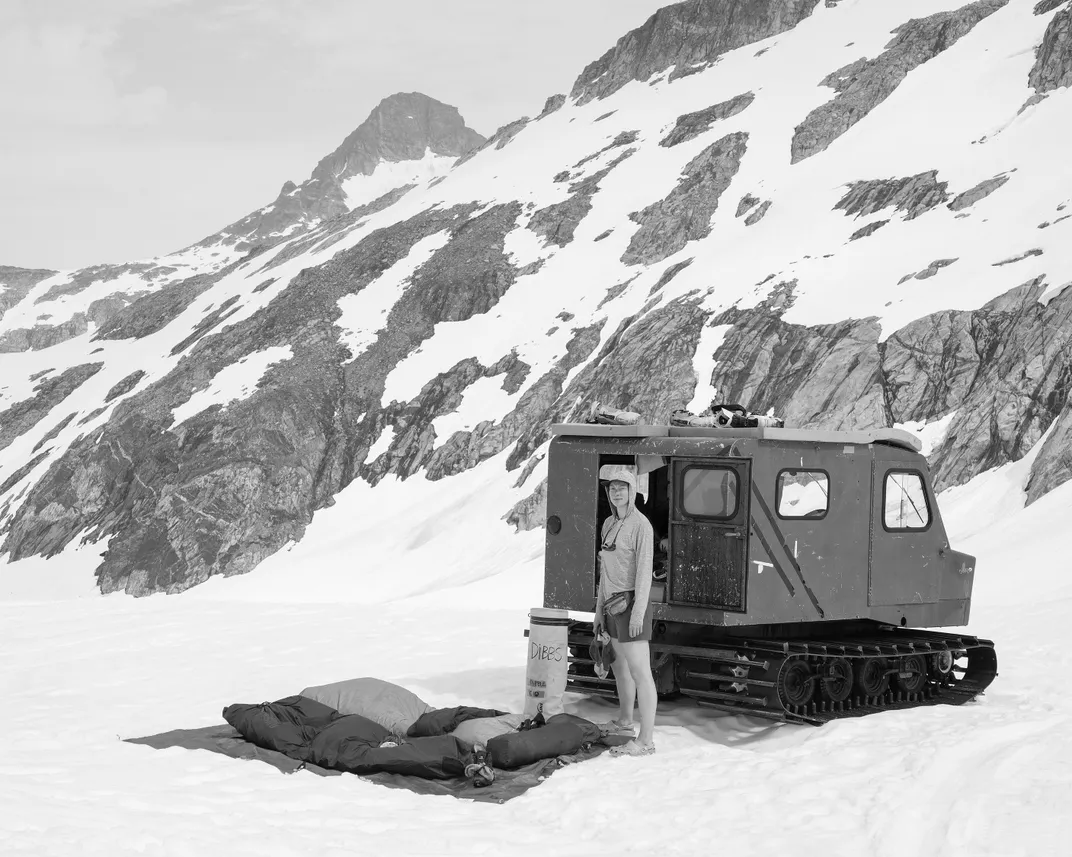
(622, 132), (748, 265)
(529, 149), (635, 247)
(791, 0), (1007, 163)
(1, 202), (528, 595)
(0, 266), (56, 321)
(948, 175), (1010, 211)
(1029, 0), (1072, 93)
(660, 92), (755, 147)
(835, 171), (949, 221)
(571, 0), (821, 104)
(0, 363), (103, 453)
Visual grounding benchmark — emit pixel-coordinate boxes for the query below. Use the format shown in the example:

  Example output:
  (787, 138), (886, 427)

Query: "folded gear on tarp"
(487, 713), (603, 770)
(407, 705), (508, 738)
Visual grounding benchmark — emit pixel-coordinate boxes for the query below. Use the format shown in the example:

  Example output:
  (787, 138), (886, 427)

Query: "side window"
(884, 472), (930, 530)
(777, 470), (829, 518)
(682, 467), (737, 518)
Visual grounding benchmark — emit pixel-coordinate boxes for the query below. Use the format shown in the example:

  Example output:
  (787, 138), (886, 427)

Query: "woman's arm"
(630, 523), (654, 634)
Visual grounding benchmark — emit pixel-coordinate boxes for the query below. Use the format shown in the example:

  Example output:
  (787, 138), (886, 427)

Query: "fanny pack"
(603, 590), (632, 616)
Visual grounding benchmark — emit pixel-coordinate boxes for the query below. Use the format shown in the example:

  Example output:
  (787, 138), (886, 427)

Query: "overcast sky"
(0, 0), (670, 272)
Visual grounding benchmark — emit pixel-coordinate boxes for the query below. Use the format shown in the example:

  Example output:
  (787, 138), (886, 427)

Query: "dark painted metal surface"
(543, 428), (977, 633)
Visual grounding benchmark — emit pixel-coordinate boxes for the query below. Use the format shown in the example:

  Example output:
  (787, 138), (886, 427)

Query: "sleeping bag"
(487, 713), (602, 770)
(223, 696), (472, 779)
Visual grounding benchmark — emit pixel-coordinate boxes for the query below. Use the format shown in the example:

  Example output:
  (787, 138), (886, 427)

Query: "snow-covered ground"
(2, 456), (1070, 856)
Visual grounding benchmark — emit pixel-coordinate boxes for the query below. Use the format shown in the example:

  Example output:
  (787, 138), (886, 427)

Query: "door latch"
(723, 531), (743, 539)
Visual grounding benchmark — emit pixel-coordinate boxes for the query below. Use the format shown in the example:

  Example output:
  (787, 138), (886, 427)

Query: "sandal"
(610, 739), (656, 757)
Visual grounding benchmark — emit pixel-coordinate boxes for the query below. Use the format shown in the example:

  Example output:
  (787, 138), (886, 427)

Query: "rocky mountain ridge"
(1, 0), (1070, 596)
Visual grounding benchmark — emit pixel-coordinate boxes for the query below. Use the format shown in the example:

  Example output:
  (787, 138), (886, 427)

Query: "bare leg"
(608, 637), (636, 725)
(620, 640), (657, 745)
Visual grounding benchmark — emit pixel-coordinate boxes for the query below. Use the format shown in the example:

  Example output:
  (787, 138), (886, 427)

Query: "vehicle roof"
(549, 423), (923, 453)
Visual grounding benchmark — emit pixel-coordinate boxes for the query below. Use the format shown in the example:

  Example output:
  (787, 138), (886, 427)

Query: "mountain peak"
(202, 92), (485, 253)
(311, 92), (486, 184)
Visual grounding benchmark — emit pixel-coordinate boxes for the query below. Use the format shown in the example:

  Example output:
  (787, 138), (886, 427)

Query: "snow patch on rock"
(341, 151), (456, 211)
(171, 346), (293, 427)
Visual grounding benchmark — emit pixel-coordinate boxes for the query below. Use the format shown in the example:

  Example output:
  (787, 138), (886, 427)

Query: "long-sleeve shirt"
(597, 508), (653, 622)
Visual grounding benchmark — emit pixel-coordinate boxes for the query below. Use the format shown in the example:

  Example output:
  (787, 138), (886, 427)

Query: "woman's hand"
(629, 611), (643, 638)
(593, 616), (603, 638)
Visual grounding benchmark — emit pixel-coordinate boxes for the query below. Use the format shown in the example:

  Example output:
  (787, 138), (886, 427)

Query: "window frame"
(881, 469), (933, 533)
(775, 468), (831, 521)
(678, 464), (740, 521)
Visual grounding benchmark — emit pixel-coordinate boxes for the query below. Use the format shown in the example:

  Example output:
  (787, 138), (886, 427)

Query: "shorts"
(604, 591), (653, 643)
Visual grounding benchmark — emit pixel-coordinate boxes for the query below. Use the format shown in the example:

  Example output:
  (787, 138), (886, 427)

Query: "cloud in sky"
(0, 0), (669, 270)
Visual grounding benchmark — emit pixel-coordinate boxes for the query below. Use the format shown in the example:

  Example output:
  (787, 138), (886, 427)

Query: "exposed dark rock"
(1035, 0), (1067, 15)
(575, 130), (640, 168)
(556, 311), (575, 322)
(37, 262), (158, 304)
(594, 111), (617, 122)
(0, 363), (103, 453)
(455, 117), (528, 167)
(170, 296), (241, 356)
(914, 258), (959, 280)
(850, 219), (889, 240)
(698, 276), (1072, 493)
(0, 453), (49, 497)
(598, 278), (636, 309)
(0, 266), (56, 322)
(1028, 397), (1072, 503)
(541, 94), (567, 116)
(504, 477), (547, 532)
(78, 406), (107, 426)
(737, 194), (760, 217)
(424, 323), (605, 481)
(594, 229), (613, 242)
(948, 175), (1010, 211)
(0, 315), (91, 353)
(553, 170), (571, 183)
(529, 149), (635, 247)
(993, 248), (1044, 266)
(791, 0), (1007, 163)
(1029, 1), (1072, 92)
(93, 262), (241, 342)
(835, 171), (949, 221)
(571, 0), (821, 104)
(744, 200), (772, 225)
(1, 201), (528, 595)
(252, 278), (277, 294)
(649, 259), (694, 297)
(661, 92), (755, 148)
(105, 371), (147, 403)
(513, 453), (545, 489)
(622, 132), (748, 266)
(486, 352), (531, 394)
(28, 368), (53, 382)
(31, 412), (77, 453)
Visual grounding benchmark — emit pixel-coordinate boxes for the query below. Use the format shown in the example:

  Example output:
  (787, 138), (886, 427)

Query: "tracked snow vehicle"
(543, 422), (997, 724)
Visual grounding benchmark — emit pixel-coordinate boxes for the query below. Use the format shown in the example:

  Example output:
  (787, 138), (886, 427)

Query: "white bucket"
(524, 607), (570, 718)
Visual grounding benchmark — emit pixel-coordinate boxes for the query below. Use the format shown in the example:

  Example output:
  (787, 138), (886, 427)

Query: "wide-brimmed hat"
(598, 463), (637, 490)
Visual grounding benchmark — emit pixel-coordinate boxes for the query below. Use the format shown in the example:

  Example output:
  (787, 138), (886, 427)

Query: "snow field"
(1, 476), (1071, 856)
(340, 150), (457, 210)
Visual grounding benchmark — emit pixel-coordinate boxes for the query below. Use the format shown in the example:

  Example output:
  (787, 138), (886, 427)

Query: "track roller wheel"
(854, 657), (890, 698)
(778, 658), (815, 708)
(893, 654), (927, 694)
(820, 658), (853, 703)
(929, 650), (954, 679)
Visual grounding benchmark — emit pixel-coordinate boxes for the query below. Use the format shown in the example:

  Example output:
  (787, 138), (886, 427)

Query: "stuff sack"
(487, 713), (601, 770)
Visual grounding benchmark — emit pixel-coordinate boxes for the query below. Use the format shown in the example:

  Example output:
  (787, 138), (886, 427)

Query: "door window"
(883, 472), (930, 530)
(681, 467), (737, 518)
(777, 470), (829, 518)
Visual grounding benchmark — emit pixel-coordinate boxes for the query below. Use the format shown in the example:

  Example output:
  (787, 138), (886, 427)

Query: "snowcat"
(543, 415), (997, 724)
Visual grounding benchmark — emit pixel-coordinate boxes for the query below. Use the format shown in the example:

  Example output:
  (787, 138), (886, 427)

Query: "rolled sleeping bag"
(486, 714), (601, 770)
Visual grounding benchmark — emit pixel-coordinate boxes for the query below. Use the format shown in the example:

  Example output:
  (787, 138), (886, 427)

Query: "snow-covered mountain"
(1, 0), (1070, 598)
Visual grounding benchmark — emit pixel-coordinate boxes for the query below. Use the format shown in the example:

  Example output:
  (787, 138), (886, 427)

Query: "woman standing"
(594, 463), (657, 756)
